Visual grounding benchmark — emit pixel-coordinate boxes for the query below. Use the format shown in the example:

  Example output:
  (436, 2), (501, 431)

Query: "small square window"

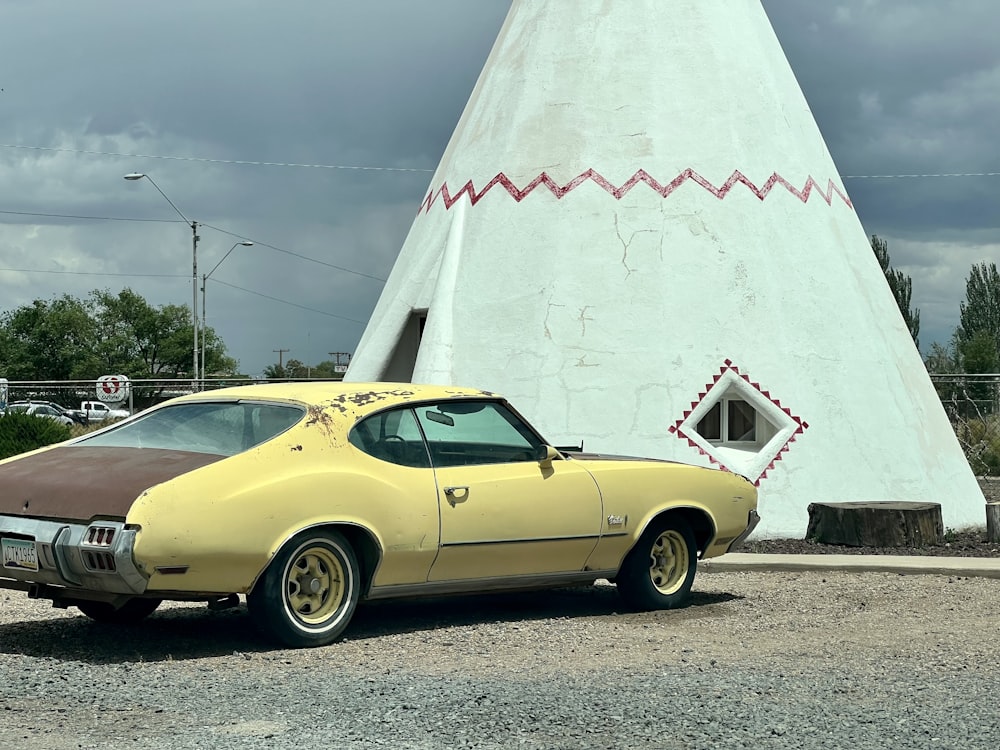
(696, 403), (722, 441)
(728, 400), (756, 442)
(696, 398), (757, 444)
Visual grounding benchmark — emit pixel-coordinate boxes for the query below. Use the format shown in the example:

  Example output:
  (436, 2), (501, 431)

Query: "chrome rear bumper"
(726, 509), (761, 553)
(0, 515), (148, 596)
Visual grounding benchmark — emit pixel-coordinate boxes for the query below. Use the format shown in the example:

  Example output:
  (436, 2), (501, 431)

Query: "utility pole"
(273, 349), (290, 369)
(329, 352), (352, 378)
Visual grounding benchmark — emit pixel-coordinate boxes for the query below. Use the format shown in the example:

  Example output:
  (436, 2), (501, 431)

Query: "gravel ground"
(3, 569), (1000, 749)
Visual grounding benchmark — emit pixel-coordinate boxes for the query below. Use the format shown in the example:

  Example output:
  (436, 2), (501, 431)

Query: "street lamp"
(201, 241), (254, 381)
(123, 172), (200, 387)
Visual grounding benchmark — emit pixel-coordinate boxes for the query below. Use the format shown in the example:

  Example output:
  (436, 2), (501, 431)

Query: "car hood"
(0, 446), (224, 521)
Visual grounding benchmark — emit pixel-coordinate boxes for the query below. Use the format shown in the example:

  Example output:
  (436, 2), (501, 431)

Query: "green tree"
(311, 360), (345, 379)
(871, 235), (920, 348)
(0, 296), (98, 379)
(91, 289), (237, 379)
(925, 338), (962, 408)
(0, 289), (238, 380)
(263, 363), (287, 380)
(284, 359), (310, 379)
(956, 262), (1000, 355)
(263, 359), (345, 380)
(957, 330), (1000, 416)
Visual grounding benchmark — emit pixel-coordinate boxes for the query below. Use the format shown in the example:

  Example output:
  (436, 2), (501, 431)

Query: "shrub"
(0, 412), (73, 460)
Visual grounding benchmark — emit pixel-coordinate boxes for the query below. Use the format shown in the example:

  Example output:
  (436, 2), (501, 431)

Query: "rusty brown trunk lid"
(0, 446), (224, 522)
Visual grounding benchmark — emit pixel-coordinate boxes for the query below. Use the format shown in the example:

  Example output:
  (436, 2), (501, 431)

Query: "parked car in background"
(0, 382), (759, 648)
(79, 401), (130, 422)
(5, 402), (75, 426)
(24, 400), (89, 426)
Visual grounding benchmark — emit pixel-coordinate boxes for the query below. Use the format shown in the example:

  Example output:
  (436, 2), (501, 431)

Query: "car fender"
(247, 518), (386, 597)
(130, 460), (441, 595)
(584, 499), (718, 574)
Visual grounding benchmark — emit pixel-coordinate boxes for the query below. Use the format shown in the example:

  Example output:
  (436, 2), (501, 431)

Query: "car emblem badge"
(607, 514), (626, 528)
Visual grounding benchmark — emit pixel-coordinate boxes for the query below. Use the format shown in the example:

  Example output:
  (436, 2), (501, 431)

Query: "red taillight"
(85, 527), (116, 547)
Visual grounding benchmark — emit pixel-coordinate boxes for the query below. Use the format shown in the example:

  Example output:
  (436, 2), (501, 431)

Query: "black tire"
(77, 597), (162, 624)
(247, 529), (360, 648)
(616, 518), (698, 611)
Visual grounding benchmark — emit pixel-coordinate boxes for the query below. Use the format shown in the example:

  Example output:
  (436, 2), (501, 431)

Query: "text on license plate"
(2, 537), (39, 572)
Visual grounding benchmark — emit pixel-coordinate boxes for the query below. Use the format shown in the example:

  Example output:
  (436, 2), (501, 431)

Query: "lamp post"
(123, 172), (200, 388)
(201, 241), (253, 381)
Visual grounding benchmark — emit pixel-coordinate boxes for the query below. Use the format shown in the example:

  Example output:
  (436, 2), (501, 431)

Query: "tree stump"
(805, 501), (943, 547)
(987, 503), (1000, 543)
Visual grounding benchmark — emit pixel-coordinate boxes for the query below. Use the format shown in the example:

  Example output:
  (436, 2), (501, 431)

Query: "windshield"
(76, 401), (304, 456)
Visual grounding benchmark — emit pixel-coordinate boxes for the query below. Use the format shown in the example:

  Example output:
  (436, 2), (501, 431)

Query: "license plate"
(2, 537), (39, 572)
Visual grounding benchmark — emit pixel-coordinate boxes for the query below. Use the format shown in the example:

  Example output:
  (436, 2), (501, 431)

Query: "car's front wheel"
(617, 518), (698, 610)
(77, 597), (162, 624)
(248, 529), (360, 648)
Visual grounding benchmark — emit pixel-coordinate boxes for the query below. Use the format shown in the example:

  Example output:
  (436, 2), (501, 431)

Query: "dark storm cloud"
(1, 1), (998, 371)
(765, 0), (1000, 233)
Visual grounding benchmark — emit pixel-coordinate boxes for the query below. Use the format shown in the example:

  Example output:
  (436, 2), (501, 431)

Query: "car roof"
(169, 381), (501, 421)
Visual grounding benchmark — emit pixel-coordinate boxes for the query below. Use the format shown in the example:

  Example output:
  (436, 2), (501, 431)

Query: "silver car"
(6, 402), (75, 426)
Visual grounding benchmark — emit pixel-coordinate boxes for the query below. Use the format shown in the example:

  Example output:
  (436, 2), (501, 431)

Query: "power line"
(0, 211), (386, 283)
(0, 267), (184, 278)
(200, 223), (387, 282)
(0, 209), (182, 223)
(0, 143), (435, 173)
(211, 279), (366, 324)
(3, 143), (997, 181)
(0, 265), (363, 322)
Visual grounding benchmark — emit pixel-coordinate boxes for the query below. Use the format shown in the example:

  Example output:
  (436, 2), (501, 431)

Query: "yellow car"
(0, 382), (758, 647)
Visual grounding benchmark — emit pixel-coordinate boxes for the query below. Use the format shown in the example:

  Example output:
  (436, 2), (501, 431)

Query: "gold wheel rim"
(648, 530), (689, 595)
(284, 545), (345, 626)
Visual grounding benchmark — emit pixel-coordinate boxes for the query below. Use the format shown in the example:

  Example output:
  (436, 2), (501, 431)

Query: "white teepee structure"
(346, 0), (984, 537)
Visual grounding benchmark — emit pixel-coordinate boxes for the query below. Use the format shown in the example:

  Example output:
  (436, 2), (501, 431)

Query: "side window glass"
(414, 401), (544, 467)
(349, 408), (430, 468)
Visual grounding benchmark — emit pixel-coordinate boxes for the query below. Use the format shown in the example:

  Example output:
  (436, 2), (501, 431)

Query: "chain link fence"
(0, 378), (263, 419)
(929, 373), (1000, 477)
(3, 375), (1000, 476)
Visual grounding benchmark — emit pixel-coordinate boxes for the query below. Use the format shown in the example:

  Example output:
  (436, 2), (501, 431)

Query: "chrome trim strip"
(440, 533), (602, 548)
(366, 568), (618, 601)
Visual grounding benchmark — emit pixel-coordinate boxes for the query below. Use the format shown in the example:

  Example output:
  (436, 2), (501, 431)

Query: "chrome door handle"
(443, 486), (469, 506)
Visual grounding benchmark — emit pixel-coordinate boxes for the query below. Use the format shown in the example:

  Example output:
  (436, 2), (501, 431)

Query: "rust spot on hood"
(0, 446), (224, 522)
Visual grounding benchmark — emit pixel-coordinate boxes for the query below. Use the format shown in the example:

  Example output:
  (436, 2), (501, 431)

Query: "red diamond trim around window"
(667, 359), (808, 486)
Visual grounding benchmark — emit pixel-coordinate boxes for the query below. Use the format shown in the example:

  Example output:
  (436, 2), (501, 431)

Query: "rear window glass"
(76, 402), (304, 456)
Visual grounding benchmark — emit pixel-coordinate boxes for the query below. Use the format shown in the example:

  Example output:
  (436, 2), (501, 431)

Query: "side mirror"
(537, 444), (560, 469)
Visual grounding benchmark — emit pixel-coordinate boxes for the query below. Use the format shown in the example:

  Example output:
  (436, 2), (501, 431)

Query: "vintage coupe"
(0, 382), (759, 647)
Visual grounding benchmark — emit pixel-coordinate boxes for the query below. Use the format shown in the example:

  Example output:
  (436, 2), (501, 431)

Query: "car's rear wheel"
(248, 529), (360, 648)
(77, 597), (162, 624)
(617, 518), (698, 610)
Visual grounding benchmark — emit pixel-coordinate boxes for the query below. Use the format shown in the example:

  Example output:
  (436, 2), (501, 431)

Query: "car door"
(418, 400), (604, 582)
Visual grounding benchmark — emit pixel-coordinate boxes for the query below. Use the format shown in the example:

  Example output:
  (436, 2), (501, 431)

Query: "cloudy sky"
(1, 0), (997, 377)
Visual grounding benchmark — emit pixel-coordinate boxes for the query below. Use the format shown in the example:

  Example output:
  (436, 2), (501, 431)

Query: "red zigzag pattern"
(419, 168), (852, 214)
